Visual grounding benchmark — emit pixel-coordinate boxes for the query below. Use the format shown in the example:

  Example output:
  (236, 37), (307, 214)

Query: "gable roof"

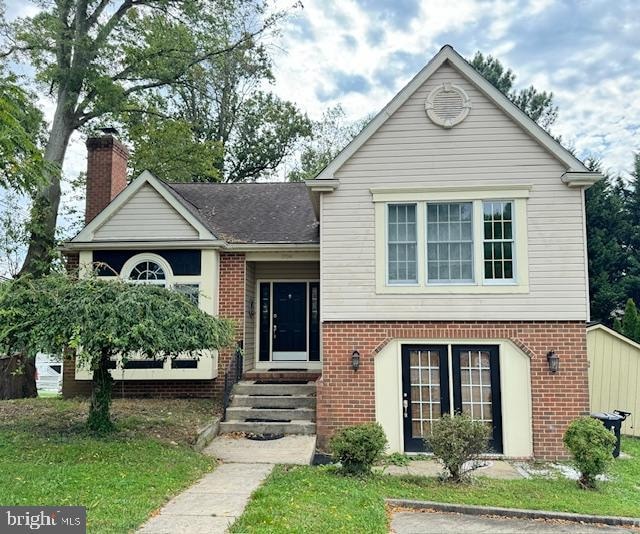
(587, 323), (640, 352)
(164, 182), (319, 244)
(69, 171), (319, 246)
(72, 171), (217, 243)
(313, 45), (600, 185)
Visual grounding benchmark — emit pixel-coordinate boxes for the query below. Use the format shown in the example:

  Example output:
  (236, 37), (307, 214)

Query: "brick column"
(214, 252), (246, 396)
(85, 135), (129, 223)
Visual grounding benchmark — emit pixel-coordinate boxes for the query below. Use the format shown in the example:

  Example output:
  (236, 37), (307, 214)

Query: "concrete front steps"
(220, 376), (317, 436)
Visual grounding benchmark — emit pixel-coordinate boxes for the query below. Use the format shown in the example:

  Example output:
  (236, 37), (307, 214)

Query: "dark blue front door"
(272, 283), (307, 360)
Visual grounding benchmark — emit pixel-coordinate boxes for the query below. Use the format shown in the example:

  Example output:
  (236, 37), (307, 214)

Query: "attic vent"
(425, 83), (471, 128)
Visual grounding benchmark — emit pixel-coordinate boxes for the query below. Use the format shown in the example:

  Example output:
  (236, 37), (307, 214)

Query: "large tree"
(470, 51), (558, 130)
(0, 68), (47, 193)
(585, 161), (629, 322)
(0, 274), (234, 429)
(2, 0), (285, 277)
(123, 0), (311, 183)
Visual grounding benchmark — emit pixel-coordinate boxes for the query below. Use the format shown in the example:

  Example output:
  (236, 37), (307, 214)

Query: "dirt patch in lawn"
(0, 397), (221, 446)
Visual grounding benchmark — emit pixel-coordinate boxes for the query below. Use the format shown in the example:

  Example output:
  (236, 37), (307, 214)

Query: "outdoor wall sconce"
(351, 350), (361, 371)
(547, 351), (560, 374)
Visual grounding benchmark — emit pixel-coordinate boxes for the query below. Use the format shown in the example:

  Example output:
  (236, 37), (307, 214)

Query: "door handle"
(273, 324), (277, 339)
(403, 399), (409, 419)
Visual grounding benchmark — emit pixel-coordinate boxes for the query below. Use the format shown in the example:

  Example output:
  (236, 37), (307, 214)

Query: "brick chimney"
(85, 130), (129, 223)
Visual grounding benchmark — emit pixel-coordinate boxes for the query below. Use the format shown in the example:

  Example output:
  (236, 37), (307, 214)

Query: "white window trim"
(386, 202), (420, 286)
(425, 201), (475, 285)
(374, 188), (529, 295)
(121, 253), (172, 286)
(482, 199), (517, 285)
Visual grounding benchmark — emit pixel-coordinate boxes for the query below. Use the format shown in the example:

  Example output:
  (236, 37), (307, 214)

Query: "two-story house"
(62, 45), (601, 459)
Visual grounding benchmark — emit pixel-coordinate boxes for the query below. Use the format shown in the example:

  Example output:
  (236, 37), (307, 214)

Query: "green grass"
(0, 398), (216, 533)
(231, 437), (640, 534)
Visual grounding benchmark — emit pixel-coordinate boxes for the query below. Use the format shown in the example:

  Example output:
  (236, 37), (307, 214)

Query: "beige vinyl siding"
(93, 184), (199, 240)
(588, 326), (640, 437)
(244, 261), (256, 371)
(255, 261), (319, 280)
(321, 63), (588, 321)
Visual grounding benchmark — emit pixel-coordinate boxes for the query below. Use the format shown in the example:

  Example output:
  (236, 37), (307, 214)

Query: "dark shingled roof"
(163, 182), (319, 244)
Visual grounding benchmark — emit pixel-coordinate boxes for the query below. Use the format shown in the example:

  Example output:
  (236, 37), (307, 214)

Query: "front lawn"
(231, 437), (640, 534)
(0, 397), (218, 533)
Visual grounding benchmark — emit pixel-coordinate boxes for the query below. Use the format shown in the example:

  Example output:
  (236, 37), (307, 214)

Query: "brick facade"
(61, 362), (218, 398)
(214, 252), (246, 396)
(317, 321), (589, 460)
(85, 135), (129, 224)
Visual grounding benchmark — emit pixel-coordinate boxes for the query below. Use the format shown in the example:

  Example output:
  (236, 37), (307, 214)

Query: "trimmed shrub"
(329, 423), (388, 475)
(425, 413), (490, 482)
(563, 417), (616, 489)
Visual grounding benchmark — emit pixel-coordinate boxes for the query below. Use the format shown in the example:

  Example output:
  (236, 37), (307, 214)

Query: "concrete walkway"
(391, 511), (630, 533)
(378, 459), (523, 479)
(204, 434), (317, 464)
(137, 435), (316, 534)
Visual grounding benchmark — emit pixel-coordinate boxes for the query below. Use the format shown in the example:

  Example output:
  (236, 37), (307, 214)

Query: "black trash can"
(591, 411), (630, 458)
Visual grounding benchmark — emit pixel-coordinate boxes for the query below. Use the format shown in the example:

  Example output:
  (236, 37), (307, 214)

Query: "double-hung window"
(426, 202), (473, 283)
(379, 189), (528, 293)
(483, 201), (515, 281)
(387, 204), (418, 284)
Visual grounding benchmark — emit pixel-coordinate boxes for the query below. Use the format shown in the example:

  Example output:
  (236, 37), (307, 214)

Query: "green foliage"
(614, 298), (640, 342)
(586, 162), (629, 322)
(288, 105), (368, 182)
(4, 0), (291, 277)
(0, 70), (47, 193)
(231, 438), (640, 532)
(329, 423), (388, 475)
(0, 274), (235, 427)
(122, 1), (311, 183)
(470, 51), (558, 130)
(563, 417), (616, 489)
(382, 452), (410, 467)
(0, 190), (30, 277)
(0, 398), (215, 533)
(425, 413), (490, 482)
(126, 115), (223, 182)
(586, 156), (640, 323)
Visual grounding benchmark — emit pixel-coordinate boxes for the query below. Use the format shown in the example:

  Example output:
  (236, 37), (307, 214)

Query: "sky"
(268, 0), (639, 178)
(2, 0), (639, 229)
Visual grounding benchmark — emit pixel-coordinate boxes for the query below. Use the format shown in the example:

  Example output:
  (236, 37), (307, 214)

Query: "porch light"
(547, 351), (559, 374)
(351, 350), (361, 371)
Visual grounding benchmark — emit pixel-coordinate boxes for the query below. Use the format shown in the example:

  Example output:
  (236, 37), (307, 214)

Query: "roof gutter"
(305, 179), (339, 218)
(60, 239), (227, 252)
(225, 243), (320, 252)
(561, 171), (602, 188)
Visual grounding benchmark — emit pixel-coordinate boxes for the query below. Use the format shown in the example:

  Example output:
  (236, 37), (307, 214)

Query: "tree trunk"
(3, 91), (76, 399)
(87, 349), (114, 432)
(0, 355), (37, 399)
(19, 89), (75, 278)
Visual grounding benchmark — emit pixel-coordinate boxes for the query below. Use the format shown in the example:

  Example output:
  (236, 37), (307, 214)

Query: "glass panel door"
(452, 346), (503, 453)
(401, 345), (449, 452)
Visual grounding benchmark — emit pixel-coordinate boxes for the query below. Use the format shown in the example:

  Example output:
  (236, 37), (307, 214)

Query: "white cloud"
(271, 0), (639, 176)
(5, 0), (640, 193)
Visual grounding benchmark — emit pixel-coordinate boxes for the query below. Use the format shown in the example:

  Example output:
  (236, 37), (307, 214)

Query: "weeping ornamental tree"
(0, 275), (234, 430)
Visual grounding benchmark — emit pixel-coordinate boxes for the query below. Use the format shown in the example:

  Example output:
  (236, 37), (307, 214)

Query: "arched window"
(122, 254), (172, 287)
